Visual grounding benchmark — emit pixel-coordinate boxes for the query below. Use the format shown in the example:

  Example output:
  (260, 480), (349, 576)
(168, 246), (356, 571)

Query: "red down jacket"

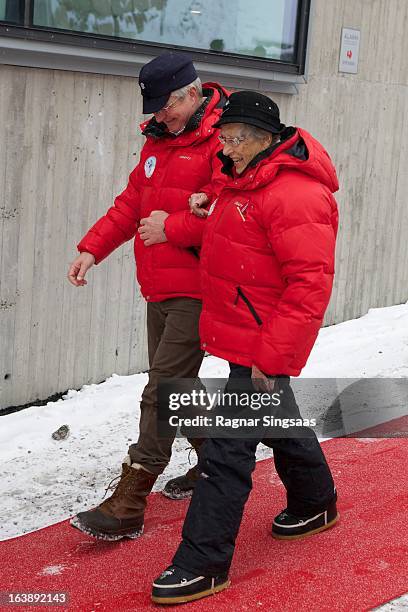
(164, 128), (339, 376)
(77, 83), (228, 302)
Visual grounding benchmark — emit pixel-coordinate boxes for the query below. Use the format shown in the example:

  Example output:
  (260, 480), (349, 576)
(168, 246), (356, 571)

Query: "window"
(0, 1), (311, 88)
(31, 0), (300, 64)
(0, 0), (24, 24)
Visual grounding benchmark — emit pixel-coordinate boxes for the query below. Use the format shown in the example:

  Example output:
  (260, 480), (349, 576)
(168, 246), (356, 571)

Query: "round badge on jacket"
(144, 156), (157, 178)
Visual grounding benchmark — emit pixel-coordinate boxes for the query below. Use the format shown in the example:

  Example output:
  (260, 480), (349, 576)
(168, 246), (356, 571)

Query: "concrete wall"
(1, 0), (408, 408)
(0, 69), (148, 408)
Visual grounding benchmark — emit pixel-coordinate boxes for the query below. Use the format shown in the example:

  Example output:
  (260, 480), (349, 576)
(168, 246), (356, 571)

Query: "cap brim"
(142, 93), (171, 114)
(213, 116), (284, 134)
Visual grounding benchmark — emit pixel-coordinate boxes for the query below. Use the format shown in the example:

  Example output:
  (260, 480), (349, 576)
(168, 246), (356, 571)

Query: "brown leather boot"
(70, 456), (157, 541)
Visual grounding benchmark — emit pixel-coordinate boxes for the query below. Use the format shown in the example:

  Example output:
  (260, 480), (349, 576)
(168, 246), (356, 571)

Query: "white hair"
(172, 77), (203, 99)
(242, 124), (279, 143)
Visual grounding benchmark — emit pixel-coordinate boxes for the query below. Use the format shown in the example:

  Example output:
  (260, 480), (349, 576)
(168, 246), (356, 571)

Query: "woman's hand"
(189, 193), (209, 218)
(251, 365), (276, 393)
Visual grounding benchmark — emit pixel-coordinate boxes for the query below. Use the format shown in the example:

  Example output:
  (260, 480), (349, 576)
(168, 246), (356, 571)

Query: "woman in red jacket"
(144, 91), (340, 604)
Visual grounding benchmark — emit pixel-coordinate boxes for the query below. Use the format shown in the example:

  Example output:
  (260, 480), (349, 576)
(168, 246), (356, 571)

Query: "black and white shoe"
(151, 565), (230, 604)
(272, 497), (339, 540)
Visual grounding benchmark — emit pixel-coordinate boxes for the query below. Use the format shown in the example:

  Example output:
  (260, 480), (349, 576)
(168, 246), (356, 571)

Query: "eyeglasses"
(155, 96), (183, 115)
(218, 135), (246, 147)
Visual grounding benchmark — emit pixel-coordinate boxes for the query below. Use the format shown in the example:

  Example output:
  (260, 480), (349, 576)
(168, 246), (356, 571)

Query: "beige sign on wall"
(339, 27), (361, 74)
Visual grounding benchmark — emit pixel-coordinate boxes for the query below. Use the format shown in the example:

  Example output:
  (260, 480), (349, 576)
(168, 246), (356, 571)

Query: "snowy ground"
(1, 302), (408, 607)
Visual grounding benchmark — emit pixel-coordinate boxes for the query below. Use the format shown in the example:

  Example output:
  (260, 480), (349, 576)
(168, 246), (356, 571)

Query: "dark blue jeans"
(172, 363), (335, 576)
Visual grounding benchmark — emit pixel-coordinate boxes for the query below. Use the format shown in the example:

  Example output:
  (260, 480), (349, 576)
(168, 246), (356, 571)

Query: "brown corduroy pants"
(128, 298), (204, 476)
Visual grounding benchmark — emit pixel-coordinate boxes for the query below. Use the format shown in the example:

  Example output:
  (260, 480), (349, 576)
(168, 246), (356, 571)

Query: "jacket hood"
(220, 127), (339, 194)
(291, 128), (339, 193)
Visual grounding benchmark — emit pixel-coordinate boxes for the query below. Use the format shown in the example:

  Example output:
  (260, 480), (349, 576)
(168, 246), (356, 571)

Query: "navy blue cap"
(139, 52), (198, 114)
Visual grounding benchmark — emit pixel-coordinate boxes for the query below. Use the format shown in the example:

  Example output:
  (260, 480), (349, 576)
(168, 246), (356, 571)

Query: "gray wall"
(0, 69), (148, 408)
(1, 0), (408, 408)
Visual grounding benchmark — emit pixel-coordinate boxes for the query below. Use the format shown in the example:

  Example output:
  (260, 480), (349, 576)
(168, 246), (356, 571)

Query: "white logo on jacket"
(144, 156), (156, 178)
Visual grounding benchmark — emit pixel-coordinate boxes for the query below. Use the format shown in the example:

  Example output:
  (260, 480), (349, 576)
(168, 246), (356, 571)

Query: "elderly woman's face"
(220, 123), (272, 174)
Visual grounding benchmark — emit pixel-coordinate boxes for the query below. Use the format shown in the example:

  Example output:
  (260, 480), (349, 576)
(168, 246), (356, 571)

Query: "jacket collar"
(216, 126), (339, 194)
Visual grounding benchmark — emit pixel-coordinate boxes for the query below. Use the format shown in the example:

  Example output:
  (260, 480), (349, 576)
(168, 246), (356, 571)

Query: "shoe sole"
(151, 579), (231, 604)
(161, 489), (194, 501)
(272, 513), (340, 541)
(69, 516), (143, 541)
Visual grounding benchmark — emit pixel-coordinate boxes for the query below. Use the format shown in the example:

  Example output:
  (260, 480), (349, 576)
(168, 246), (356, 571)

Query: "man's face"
(220, 123), (272, 174)
(153, 88), (198, 133)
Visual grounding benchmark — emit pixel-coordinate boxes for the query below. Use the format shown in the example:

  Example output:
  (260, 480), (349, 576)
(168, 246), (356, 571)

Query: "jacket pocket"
(234, 286), (263, 326)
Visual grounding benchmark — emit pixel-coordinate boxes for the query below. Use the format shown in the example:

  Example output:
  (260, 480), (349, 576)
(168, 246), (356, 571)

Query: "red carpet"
(1, 437), (407, 611)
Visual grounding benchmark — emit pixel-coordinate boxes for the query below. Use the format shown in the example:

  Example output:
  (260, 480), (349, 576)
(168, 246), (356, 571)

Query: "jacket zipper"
(234, 286), (263, 326)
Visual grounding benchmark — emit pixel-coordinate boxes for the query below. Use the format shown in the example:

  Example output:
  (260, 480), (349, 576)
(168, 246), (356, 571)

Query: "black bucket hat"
(139, 52), (197, 114)
(213, 91), (285, 134)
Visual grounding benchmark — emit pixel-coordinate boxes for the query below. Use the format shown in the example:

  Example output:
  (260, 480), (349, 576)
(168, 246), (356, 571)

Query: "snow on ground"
(1, 302), (408, 545)
(374, 594), (408, 610)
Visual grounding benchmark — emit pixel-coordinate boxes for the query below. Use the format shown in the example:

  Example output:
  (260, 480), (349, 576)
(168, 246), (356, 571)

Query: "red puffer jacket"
(77, 83), (228, 302)
(165, 128), (339, 375)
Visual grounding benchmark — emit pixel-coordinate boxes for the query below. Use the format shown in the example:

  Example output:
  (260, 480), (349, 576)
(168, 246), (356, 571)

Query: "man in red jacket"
(67, 52), (229, 541)
(141, 91), (339, 604)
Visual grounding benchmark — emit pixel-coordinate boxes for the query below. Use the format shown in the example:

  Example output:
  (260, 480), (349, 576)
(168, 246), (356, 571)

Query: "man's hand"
(189, 192), (209, 218)
(139, 210), (169, 246)
(251, 365), (276, 393)
(67, 252), (95, 286)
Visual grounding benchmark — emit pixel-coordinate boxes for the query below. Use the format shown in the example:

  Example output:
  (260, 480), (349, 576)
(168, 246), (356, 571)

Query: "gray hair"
(172, 77), (203, 99)
(242, 124), (280, 144)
